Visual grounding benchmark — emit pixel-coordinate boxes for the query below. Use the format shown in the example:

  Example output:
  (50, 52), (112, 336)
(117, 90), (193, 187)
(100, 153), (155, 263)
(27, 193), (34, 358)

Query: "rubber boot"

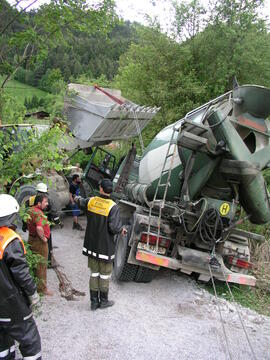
(76, 223), (84, 231)
(73, 222), (84, 231)
(100, 291), (114, 309)
(90, 290), (99, 311)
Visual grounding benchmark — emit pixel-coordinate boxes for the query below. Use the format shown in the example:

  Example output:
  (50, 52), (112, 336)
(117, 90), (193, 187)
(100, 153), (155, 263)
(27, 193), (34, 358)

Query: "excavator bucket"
(64, 83), (159, 144)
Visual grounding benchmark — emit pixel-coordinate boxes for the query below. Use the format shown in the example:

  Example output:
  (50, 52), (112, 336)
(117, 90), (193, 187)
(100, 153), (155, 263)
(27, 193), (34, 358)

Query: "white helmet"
(0, 194), (19, 223)
(36, 183), (48, 193)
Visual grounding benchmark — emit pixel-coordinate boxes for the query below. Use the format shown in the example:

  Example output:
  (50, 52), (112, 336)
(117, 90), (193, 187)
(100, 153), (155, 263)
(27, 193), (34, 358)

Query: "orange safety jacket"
(0, 227), (25, 260)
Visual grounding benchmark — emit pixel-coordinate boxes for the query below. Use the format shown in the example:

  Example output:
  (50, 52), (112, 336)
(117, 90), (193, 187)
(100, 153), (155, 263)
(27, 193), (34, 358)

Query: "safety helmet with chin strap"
(36, 183), (48, 193)
(0, 194), (20, 227)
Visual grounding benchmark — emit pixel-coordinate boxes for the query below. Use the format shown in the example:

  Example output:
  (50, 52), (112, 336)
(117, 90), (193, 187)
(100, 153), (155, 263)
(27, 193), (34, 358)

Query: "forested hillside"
(0, 0), (138, 91)
(14, 21), (139, 90)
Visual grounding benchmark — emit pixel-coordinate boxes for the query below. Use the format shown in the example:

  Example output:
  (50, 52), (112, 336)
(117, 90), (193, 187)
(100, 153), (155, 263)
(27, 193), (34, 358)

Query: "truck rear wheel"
(114, 225), (139, 281)
(135, 266), (156, 283)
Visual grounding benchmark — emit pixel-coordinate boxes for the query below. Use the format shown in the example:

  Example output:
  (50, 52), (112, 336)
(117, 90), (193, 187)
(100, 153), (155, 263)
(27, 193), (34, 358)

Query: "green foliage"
(39, 68), (64, 93)
(203, 282), (270, 316)
(73, 73), (113, 88)
(171, 0), (207, 40)
(0, 89), (26, 123)
(24, 95), (46, 110)
(115, 1), (270, 147)
(0, 0), (118, 89)
(5, 19), (138, 91)
(45, 81), (66, 117)
(69, 150), (91, 170)
(104, 142), (132, 163)
(0, 124), (66, 192)
(171, 0), (270, 96)
(24, 241), (47, 286)
(0, 75), (48, 107)
(115, 26), (206, 145)
(16, 68), (36, 87)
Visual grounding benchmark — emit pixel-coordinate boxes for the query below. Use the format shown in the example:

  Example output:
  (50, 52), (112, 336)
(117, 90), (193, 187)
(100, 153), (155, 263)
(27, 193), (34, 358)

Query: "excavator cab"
(83, 147), (116, 191)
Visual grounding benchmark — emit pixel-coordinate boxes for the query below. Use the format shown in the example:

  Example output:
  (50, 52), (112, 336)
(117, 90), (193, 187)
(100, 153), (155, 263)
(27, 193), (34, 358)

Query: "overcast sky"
(6, 0), (270, 29)
(7, 0), (172, 23)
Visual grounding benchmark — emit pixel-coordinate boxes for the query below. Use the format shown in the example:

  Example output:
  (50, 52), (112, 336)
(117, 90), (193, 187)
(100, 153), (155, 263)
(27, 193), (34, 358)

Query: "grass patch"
(203, 282), (270, 316)
(0, 75), (48, 105)
(202, 241), (270, 316)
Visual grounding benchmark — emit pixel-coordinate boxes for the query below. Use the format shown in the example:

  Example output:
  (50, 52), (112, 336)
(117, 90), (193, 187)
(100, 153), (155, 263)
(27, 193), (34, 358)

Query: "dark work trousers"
(28, 235), (48, 293)
(0, 317), (41, 360)
(47, 234), (52, 265)
(88, 257), (113, 293)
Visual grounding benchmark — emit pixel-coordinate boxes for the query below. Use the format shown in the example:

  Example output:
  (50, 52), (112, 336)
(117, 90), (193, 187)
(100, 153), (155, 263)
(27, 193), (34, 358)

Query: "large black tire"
(15, 184), (36, 206)
(135, 266), (156, 283)
(14, 185), (36, 228)
(114, 225), (139, 282)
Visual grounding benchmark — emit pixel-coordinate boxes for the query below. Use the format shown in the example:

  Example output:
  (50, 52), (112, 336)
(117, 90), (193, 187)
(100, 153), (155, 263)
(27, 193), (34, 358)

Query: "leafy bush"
(39, 68), (64, 93)
(24, 241), (47, 287)
(0, 90), (26, 124)
(24, 95), (45, 110)
(0, 124), (66, 192)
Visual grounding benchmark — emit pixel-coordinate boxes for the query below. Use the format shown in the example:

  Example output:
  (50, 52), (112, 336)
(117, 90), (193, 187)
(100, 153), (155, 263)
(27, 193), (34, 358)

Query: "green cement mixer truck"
(105, 84), (270, 285)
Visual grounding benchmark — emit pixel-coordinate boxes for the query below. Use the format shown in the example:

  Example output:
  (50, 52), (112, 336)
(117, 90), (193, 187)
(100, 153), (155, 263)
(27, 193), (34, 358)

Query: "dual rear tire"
(113, 223), (156, 283)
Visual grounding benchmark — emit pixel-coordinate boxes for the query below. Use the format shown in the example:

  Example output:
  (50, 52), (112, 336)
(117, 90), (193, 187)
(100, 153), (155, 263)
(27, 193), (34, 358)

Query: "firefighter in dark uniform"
(22, 183), (61, 267)
(0, 194), (42, 360)
(75, 178), (127, 310)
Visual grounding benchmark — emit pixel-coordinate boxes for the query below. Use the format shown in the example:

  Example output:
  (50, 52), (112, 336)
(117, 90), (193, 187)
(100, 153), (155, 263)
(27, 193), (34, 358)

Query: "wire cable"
(220, 266), (257, 360)
(209, 264), (233, 360)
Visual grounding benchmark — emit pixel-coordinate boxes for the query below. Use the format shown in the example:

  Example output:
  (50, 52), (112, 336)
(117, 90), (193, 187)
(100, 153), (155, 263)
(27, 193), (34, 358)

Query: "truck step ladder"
(146, 125), (180, 253)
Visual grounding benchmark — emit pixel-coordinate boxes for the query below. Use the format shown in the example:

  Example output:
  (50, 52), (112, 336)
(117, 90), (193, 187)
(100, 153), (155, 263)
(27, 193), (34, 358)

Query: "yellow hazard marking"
(219, 202), (230, 216)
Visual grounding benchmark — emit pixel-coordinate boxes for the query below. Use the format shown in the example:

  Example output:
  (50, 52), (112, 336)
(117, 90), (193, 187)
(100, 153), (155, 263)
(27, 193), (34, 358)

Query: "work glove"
(29, 291), (40, 307)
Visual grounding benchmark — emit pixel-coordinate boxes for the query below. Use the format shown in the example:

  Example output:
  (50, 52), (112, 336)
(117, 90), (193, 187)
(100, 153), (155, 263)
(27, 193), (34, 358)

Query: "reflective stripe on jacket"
(0, 227), (36, 324)
(82, 195), (122, 262)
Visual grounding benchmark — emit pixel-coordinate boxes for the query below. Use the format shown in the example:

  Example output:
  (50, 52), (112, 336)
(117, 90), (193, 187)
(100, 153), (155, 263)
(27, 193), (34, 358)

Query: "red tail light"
(228, 256), (253, 270)
(140, 232), (170, 248)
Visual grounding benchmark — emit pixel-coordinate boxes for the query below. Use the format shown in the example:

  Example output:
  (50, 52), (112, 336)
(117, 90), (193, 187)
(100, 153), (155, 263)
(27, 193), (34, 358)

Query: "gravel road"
(25, 216), (270, 360)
